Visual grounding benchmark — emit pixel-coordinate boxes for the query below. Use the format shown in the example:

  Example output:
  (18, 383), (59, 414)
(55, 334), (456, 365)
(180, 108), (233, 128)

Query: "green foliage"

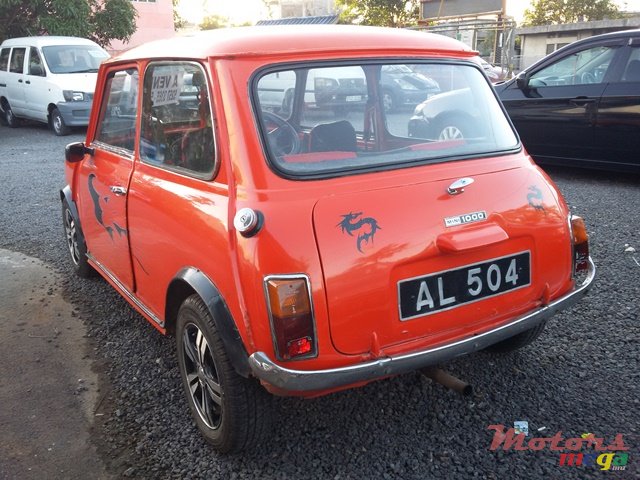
(522, 0), (621, 26)
(200, 14), (228, 30)
(337, 0), (419, 28)
(0, 0), (137, 46)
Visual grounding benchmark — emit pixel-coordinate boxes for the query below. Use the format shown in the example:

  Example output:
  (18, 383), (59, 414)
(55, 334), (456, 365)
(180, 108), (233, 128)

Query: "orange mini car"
(61, 26), (595, 453)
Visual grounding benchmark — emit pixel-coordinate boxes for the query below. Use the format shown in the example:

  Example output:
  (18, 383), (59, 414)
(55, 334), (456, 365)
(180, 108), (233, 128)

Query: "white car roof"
(1, 36), (101, 48)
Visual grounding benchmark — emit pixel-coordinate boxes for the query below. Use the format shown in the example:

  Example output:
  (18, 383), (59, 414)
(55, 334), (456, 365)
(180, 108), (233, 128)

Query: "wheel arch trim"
(166, 267), (251, 377)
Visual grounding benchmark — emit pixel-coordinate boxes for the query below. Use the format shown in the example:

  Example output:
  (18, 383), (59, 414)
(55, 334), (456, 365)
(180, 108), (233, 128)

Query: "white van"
(0, 36), (109, 135)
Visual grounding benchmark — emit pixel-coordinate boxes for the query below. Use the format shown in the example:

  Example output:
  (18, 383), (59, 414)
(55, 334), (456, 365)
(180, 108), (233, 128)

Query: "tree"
(522, 0), (621, 26)
(172, 0), (186, 30)
(0, 0), (137, 46)
(199, 14), (228, 30)
(337, 0), (419, 28)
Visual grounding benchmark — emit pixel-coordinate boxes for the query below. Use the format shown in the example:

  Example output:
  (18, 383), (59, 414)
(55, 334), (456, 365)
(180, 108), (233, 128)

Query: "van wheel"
(51, 108), (70, 136)
(3, 101), (19, 128)
(176, 294), (272, 453)
(62, 199), (94, 278)
(485, 321), (547, 353)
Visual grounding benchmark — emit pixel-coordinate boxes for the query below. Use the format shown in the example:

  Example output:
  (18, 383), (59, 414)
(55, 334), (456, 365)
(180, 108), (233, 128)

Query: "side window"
(140, 62), (215, 178)
(95, 68), (139, 152)
(28, 48), (45, 77)
(621, 47), (640, 82)
(0, 48), (9, 71)
(9, 47), (26, 73)
(530, 45), (617, 87)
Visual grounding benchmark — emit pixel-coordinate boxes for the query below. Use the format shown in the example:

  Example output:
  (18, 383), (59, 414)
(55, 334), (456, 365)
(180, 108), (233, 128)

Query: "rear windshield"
(42, 44), (109, 73)
(253, 61), (518, 178)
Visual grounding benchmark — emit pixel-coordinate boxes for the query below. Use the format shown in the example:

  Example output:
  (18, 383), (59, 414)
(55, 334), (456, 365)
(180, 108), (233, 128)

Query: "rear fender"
(166, 268), (251, 377)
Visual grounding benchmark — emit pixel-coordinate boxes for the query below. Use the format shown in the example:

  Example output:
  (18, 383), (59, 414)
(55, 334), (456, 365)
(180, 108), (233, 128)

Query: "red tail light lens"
(571, 215), (589, 273)
(264, 276), (317, 360)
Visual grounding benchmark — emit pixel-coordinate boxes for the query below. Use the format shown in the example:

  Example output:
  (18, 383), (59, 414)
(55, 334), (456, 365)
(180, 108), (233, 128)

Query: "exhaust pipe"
(421, 367), (473, 397)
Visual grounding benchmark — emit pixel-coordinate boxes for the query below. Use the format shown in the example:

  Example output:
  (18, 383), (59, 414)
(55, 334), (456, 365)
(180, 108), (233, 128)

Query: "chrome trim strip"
(249, 257), (595, 392)
(87, 253), (164, 328)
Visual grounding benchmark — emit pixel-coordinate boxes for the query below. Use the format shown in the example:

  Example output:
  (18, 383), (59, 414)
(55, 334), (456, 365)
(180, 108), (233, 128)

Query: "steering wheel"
(261, 111), (301, 156)
(580, 72), (597, 84)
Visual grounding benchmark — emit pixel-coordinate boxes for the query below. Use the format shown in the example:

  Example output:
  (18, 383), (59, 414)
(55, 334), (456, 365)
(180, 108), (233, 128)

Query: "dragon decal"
(88, 174), (127, 240)
(527, 185), (545, 212)
(337, 211), (381, 253)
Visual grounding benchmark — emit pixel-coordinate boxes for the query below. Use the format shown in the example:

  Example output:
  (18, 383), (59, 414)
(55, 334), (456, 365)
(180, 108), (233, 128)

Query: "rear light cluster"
(570, 215), (590, 273)
(264, 275), (317, 360)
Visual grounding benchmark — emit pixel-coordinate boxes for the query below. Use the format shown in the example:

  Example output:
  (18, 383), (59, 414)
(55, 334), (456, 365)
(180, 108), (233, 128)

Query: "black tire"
(3, 101), (20, 128)
(382, 89), (395, 113)
(62, 199), (94, 278)
(434, 115), (472, 141)
(485, 321), (547, 353)
(176, 294), (272, 453)
(51, 108), (70, 136)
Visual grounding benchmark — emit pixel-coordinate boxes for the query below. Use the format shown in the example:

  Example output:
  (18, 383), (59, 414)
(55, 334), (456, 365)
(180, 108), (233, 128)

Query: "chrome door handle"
(110, 186), (127, 196)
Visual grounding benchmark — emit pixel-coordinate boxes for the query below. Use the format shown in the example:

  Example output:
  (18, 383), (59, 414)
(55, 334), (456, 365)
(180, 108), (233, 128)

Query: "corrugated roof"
(255, 15), (339, 26)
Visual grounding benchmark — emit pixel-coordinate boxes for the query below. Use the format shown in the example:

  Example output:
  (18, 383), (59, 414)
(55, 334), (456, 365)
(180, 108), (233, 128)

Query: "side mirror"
(65, 142), (94, 163)
(515, 72), (530, 90)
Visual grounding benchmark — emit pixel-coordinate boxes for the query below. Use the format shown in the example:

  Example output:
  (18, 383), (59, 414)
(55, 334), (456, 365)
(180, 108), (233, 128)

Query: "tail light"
(570, 215), (589, 273)
(264, 275), (317, 360)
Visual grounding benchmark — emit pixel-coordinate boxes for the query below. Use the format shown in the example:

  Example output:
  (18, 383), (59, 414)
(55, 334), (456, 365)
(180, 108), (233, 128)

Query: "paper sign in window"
(151, 67), (185, 107)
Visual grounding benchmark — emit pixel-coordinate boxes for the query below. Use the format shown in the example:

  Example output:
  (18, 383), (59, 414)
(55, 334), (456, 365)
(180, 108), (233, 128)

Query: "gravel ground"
(0, 123), (638, 479)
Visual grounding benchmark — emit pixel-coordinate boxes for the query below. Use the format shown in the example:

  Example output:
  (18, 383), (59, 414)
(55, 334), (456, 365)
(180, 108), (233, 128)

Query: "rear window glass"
(253, 61), (518, 178)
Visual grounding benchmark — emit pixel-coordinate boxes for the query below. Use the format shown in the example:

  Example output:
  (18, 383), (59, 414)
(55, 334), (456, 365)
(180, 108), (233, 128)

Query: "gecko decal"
(88, 174), (127, 239)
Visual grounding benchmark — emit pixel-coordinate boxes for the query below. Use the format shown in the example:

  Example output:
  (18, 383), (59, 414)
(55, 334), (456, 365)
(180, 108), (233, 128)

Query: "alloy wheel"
(63, 208), (81, 266)
(181, 322), (223, 429)
(438, 125), (464, 141)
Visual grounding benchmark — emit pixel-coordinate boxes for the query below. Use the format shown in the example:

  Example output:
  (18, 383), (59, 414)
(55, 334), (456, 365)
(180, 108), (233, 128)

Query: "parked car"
(0, 36), (109, 135)
(379, 64), (440, 111)
(494, 29), (640, 173)
(475, 57), (510, 83)
(61, 25), (594, 453)
(258, 64), (438, 115)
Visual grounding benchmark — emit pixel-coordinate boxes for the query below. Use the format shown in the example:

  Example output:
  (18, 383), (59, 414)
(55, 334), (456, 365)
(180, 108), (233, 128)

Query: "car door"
(76, 66), (139, 291)
(24, 47), (49, 122)
(6, 47), (27, 115)
(500, 40), (625, 165)
(595, 37), (640, 171)
(127, 60), (224, 319)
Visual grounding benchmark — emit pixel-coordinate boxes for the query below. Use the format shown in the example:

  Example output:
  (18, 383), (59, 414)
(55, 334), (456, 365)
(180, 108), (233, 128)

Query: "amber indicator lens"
(266, 279), (310, 318)
(571, 215), (589, 272)
(266, 278), (315, 360)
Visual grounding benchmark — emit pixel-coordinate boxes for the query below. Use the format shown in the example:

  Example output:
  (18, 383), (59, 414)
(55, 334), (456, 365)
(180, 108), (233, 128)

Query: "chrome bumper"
(249, 257), (595, 392)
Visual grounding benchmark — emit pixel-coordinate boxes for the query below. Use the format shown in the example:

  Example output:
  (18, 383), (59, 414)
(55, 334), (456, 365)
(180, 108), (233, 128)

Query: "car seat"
(309, 120), (357, 152)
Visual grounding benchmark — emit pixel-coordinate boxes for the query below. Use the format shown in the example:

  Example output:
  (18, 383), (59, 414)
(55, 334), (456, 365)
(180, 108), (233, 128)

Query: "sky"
(178, 0), (640, 26)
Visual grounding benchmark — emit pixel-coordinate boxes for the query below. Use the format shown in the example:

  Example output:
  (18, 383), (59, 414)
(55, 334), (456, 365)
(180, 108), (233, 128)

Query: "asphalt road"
(0, 122), (638, 479)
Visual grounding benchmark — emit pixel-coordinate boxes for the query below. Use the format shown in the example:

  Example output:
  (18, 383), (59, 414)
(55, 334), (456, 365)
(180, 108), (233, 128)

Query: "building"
(264, 0), (336, 19)
(516, 16), (640, 69)
(418, 0), (514, 69)
(109, 0), (176, 54)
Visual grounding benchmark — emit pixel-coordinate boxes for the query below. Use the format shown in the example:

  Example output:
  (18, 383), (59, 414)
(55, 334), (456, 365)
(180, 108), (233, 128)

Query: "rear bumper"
(249, 257), (595, 392)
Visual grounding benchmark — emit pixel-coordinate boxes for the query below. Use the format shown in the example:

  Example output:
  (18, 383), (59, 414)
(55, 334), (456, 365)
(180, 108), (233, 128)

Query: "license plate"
(345, 95), (362, 101)
(398, 252), (531, 321)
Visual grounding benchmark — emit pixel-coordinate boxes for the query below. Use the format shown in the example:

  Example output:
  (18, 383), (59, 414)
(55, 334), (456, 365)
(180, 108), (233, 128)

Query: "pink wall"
(109, 0), (176, 54)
